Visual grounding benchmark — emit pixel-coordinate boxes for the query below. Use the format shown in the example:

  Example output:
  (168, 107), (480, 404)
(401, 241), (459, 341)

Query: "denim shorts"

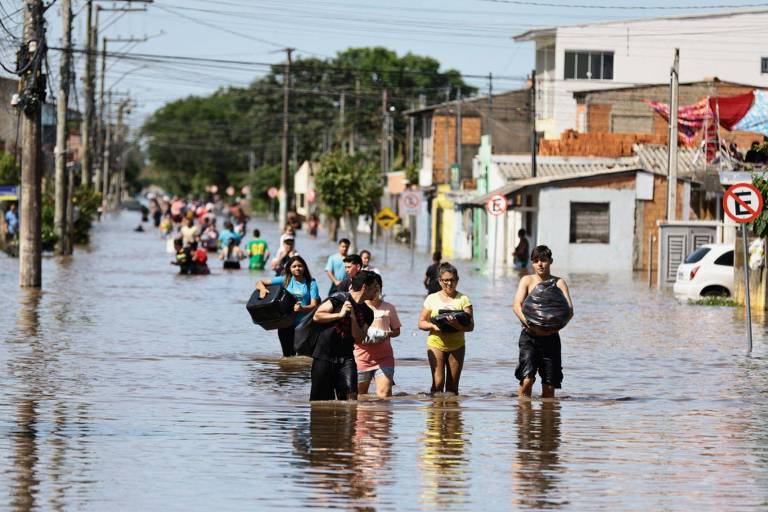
(358, 366), (395, 383)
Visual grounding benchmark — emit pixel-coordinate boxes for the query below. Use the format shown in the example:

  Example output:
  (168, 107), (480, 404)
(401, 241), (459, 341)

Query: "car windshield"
(684, 247), (711, 264)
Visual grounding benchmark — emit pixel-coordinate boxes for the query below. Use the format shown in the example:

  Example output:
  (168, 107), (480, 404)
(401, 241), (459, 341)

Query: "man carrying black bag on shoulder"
(309, 271), (379, 401)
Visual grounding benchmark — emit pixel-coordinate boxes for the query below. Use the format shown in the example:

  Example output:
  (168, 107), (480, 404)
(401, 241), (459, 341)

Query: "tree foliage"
(141, 47), (475, 194)
(0, 151), (20, 185)
(315, 151), (381, 220)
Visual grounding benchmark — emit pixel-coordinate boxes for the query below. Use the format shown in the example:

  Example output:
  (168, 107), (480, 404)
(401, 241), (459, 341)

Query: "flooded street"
(1, 213), (767, 511)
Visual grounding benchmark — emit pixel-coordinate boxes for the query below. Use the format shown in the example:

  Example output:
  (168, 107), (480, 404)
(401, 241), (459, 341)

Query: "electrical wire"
(479, 0), (768, 9)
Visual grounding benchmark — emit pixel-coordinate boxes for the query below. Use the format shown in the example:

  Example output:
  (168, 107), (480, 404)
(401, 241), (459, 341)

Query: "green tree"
(0, 151), (20, 185)
(141, 47), (475, 195)
(315, 150), (381, 247)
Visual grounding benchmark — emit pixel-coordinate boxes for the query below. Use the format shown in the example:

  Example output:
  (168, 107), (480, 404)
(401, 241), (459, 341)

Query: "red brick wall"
(538, 130), (667, 157)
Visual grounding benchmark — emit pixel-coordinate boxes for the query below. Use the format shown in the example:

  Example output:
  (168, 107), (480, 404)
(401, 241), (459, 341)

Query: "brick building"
(405, 89), (532, 188)
(535, 79), (768, 157)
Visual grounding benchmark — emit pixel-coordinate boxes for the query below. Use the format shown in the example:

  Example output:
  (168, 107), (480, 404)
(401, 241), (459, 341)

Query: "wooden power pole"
(80, 0), (93, 188)
(55, 0), (72, 256)
(19, 0), (45, 287)
(279, 47), (293, 229)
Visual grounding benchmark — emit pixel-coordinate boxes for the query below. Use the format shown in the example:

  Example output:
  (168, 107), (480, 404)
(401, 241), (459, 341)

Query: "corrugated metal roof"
(464, 143), (703, 207)
(494, 144), (703, 181)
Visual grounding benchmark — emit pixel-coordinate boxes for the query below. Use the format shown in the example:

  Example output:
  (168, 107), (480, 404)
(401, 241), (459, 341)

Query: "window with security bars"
(564, 51), (614, 80)
(762, 57), (768, 74)
(570, 202), (610, 243)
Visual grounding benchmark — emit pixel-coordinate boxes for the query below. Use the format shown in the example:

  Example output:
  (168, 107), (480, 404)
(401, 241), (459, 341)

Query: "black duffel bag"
(245, 284), (298, 330)
(433, 309), (472, 333)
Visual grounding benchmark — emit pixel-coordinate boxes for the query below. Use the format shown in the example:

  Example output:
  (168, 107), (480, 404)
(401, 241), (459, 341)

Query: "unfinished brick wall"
(538, 130), (667, 157)
(587, 104), (611, 133)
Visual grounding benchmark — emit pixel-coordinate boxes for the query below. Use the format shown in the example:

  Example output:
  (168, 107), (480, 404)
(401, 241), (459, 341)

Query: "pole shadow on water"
(7, 290), (92, 512)
(291, 402), (395, 508)
(513, 400), (565, 509)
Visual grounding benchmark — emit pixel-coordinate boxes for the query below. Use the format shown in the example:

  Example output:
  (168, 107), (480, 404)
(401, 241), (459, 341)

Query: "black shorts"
(310, 358), (357, 401)
(514, 330), (563, 388)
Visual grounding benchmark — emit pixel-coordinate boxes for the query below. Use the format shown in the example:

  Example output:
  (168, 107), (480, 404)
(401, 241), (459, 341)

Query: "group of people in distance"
(258, 235), (574, 403)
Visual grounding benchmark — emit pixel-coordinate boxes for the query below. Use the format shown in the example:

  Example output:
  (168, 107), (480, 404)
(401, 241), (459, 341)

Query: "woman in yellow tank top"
(418, 262), (474, 395)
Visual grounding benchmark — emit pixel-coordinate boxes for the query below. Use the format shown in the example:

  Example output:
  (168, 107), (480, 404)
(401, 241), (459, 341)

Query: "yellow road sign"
(375, 207), (399, 230)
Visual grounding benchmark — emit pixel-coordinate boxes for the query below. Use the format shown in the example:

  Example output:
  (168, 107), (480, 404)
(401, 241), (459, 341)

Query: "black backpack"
(293, 292), (350, 356)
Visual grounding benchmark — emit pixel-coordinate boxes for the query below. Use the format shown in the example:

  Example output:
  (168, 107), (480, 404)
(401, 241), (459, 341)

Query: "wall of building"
(537, 186), (637, 271)
(532, 11), (768, 138)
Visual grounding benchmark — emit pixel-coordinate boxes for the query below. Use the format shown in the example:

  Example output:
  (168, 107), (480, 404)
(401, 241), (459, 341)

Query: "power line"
(479, 0), (768, 9)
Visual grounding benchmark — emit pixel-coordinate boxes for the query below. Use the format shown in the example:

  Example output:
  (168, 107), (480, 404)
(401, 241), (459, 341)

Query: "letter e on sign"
(485, 193), (508, 217)
(723, 183), (763, 223)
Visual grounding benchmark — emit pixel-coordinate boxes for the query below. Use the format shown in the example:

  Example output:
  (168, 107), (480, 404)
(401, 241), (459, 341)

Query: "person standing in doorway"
(325, 238), (351, 295)
(418, 262), (474, 395)
(513, 229), (530, 270)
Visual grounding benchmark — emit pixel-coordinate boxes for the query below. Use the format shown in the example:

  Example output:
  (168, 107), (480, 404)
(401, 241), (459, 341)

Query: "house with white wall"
(514, 9), (768, 139)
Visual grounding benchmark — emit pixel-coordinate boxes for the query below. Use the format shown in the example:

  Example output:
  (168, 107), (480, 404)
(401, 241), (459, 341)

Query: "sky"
(1, 0), (765, 132)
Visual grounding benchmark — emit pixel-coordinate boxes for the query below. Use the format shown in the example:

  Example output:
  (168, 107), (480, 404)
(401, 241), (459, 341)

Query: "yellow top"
(423, 292), (472, 352)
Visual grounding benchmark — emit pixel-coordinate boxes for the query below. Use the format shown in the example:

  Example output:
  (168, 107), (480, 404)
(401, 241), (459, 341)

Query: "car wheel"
(700, 286), (730, 297)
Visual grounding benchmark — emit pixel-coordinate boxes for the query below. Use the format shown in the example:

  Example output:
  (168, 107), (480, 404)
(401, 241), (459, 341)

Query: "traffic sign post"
(375, 208), (400, 265)
(485, 193), (508, 281)
(399, 192), (422, 270)
(723, 182), (764, 355)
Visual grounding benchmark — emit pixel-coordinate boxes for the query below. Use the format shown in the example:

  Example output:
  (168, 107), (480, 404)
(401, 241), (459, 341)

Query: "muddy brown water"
(1, 212), (766, 510)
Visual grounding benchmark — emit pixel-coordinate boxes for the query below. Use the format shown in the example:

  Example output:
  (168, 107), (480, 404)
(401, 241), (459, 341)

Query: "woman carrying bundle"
(418, 262), (473, 395)
(255, 255), (320, 357)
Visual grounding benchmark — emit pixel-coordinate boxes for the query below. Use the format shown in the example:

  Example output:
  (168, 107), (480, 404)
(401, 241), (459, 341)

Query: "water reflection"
(513, 400), (565, 509)
(248, 357), (311, 393)
(419, 399), (469, 508)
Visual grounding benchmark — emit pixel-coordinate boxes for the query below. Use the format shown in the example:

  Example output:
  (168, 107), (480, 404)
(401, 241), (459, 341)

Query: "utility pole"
(80, 0), (93, 188)
(101, 90), (112, 204)
(54, 0), (72, 256)
(19, 0), (45, 287)
(408, 101), (415, 166)
(487, 72), (494, 146)
(95, 34), (107, 193)
(279, 47), (293, 229)
(115, 97), (130, 205)
(456, 87), (462, 175)
(381, 88), (388, 174)
(666, 49), (679, 221)
(530, 69), (537, 178)
(351, 78), (359, 155)
(339, 92), (345, 153)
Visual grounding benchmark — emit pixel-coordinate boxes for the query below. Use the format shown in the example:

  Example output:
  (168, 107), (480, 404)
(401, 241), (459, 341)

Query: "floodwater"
(1, 212), (767, 511)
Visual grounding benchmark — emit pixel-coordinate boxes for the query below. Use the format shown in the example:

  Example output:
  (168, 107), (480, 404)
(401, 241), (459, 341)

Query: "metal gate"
(658, 221), (722, 285)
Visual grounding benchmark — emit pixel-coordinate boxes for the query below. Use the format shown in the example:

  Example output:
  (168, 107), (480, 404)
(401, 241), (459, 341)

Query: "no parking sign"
(723, 183), (763, 223)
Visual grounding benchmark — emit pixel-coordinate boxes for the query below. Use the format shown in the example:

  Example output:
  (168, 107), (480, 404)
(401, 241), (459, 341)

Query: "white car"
(673, 243), (734, 299)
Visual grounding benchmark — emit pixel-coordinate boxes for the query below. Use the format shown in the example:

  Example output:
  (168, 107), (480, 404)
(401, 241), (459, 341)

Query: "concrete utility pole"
(339, 92), (345, 153)
(19, 0), (45, 287)
(531, 69), (537, 178)
(407, 101), (414, 166)
(487, 72), (494, 143)
(55, 0), (72, 256)
(351, 78), (359, 154)
(456, 87), (462, 174)
(666, 48), (679, 221)
(95, 34), (107, 193)
(115, 97), (130, 205)
(80, 0), (93, 188)
(279, 47), (293, 229)
(381, 88), (388, 174)
(101, 90), (111, 203)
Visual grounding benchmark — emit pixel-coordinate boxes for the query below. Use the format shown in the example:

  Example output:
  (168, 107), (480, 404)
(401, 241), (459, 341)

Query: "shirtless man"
(512, 245), (573, 398)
